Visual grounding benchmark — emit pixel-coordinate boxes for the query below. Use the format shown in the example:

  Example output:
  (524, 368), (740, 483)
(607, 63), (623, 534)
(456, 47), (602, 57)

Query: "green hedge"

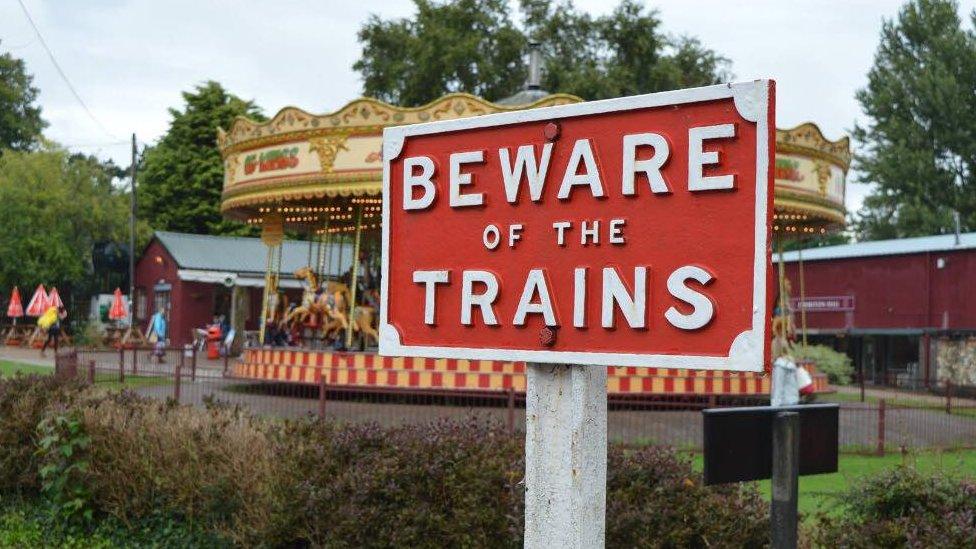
(0, 374), (769, 547)
(813, 467), (976, 547)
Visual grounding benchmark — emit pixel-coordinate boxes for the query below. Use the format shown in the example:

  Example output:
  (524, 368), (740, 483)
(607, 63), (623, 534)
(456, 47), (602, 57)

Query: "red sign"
(380, 81), (774, 371)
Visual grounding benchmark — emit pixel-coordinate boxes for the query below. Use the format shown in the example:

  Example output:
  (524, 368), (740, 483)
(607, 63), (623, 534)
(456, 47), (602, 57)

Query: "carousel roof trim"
(776, 122), (852, 171)
(217, 91), (583, 153)
(152, 231), (353, 277)
(778, 231), (976, 263)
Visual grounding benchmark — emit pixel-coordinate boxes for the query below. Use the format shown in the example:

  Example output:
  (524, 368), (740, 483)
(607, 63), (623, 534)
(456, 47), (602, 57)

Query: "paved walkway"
(0, 346), (55, 367)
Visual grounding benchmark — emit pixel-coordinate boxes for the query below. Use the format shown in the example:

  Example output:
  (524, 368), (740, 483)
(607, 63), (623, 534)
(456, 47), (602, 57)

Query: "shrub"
(76, 392), (278, 544)
(274, 416), (525, 548)
(813, 466), (976, 548)
(607, 446), (768, 548)
(793, 344), (854, 385)
(0, 375), (85, 494)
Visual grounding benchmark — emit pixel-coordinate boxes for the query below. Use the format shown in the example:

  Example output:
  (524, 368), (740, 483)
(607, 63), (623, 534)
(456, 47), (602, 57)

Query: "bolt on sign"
(380, 81), (775, 371)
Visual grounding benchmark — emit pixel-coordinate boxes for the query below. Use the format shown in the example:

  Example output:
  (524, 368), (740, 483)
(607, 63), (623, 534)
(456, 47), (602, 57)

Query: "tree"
(521, 0), (731, 100)
(354, 0), (731, 106)
(0, 145), (138, 298)
(139, 81), (264, 235)
(355, 0), (527, 105)
(853, 0), (976, 239)
(0, 41), (46, 151)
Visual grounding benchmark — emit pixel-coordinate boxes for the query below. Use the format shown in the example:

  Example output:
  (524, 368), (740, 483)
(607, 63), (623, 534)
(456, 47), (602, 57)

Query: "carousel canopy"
(219, 94), (850, 236)
(218, 92), (579, 228)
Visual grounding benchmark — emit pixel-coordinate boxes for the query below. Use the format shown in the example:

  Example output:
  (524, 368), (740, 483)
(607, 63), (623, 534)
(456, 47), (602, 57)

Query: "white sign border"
(379, 80), (772, 372)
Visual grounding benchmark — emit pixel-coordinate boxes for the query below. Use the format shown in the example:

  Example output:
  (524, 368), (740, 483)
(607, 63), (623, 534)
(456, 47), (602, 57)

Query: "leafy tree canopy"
(0, 41), (46, 152)
(354, 0), (731, 106)
(139, 81), (264, 235)
(853, 0), (976, 239)
(0, 145), (142, 296)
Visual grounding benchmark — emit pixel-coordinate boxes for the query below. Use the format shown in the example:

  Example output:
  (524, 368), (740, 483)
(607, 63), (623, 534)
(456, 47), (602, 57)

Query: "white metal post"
(525, 363), (607, 548)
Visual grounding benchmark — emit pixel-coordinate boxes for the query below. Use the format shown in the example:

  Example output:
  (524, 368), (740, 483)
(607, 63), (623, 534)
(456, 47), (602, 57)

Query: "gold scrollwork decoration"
(309, 135), (350, 174)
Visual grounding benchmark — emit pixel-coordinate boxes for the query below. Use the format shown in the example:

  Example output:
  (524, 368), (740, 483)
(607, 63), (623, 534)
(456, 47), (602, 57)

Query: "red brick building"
(780, 232), (976, 388)
(133, 232), (351, 347)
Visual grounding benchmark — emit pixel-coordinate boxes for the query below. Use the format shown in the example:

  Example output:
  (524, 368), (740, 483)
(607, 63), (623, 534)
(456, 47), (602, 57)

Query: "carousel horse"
(320, 281), (352, 340)
(283, 266), (328, 327)
(319, 282), (380, 349)
(352, 288), (380, 348)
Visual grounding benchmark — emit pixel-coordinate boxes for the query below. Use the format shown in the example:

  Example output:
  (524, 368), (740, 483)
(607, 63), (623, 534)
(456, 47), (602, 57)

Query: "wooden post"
(118, 347), (125, 384)
(524, 364), (606, 548)
(346, 205), (364, 348)
(876, 398), (886, 456)
(771, 411), (799, 549)
(131, 346), (137, 374)
(88, 360), (96, 385)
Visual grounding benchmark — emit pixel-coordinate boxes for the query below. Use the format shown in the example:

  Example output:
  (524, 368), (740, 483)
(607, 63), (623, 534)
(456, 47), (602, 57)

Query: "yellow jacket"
(38, 307), (58, 329)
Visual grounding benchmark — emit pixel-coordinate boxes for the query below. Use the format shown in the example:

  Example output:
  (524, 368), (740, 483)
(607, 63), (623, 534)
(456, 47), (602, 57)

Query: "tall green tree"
(0, 145), (136, 296)
(853, 0), (976, 239)
(139, 81), (264, 235)
(0, 41), (46, 151)
(355, 0), (527, 105)
(521, 0), (731, 100)
(354, 0), (731, 106)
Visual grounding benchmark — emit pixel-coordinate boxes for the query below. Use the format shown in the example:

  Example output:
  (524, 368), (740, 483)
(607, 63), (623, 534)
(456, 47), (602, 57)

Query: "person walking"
(39, 305), (66, 357)
(147, 308), (168, 362)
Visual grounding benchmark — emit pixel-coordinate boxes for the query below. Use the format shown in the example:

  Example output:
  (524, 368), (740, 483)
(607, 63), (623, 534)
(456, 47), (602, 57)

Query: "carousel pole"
(345, 204), (364, 348)
(797, 243), (808, 348)
(323, 223), (334, 281)
(308, 229), (316, 271)
(259, 244), (274, 346)
(258, 213), (284, 346)
(777, 234), (788, 338)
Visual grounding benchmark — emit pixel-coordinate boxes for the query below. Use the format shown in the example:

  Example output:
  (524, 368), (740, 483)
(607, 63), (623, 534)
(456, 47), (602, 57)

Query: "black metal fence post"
(318, 373), (327, 419)
(131, 346), (137, 375)
(946, 381), (952, 415)
(191, 347), (197, 383)
(174, 352), (182, 402)
(118, 347), (125, 384)
(507, 388), (515, 435)
(771, 411), (799, 549)
(877, 399), (886, 456)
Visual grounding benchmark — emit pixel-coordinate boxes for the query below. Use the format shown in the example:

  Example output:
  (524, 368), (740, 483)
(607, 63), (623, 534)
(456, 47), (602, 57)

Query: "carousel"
(218, 91), (849, 398)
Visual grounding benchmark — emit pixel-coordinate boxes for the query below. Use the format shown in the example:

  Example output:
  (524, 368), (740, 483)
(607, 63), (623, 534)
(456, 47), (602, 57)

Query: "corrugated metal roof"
(154, 231), (354, 276)
(778, 232), (976, 263)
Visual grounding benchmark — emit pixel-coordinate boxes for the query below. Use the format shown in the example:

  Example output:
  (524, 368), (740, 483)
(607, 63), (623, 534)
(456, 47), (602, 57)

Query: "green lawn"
(0, 360), (170, 390)
(692, 449), (976, 517)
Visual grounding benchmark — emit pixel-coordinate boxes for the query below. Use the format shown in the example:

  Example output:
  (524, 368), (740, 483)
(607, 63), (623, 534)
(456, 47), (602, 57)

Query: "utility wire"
(16, 0), (119, 140)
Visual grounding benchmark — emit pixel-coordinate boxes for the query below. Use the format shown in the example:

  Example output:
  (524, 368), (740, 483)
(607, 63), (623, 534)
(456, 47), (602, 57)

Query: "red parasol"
(46, 287), (64, 310)
(108, 288), (128, 321)
(25, 284), (48, 316)
(7, 287), (23, 318)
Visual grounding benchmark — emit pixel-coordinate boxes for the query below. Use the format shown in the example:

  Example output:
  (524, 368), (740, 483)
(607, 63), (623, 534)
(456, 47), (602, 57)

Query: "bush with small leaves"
(813, 466), (976, 548)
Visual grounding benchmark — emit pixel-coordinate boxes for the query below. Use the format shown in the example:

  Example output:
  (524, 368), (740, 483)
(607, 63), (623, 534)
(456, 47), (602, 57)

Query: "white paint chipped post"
(525, 363), (607, 547)
(380, 81), (775, 547)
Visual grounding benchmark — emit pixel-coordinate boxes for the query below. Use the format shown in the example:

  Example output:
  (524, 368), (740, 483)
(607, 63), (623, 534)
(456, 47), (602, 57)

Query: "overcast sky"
(4, 0), (976, 215)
